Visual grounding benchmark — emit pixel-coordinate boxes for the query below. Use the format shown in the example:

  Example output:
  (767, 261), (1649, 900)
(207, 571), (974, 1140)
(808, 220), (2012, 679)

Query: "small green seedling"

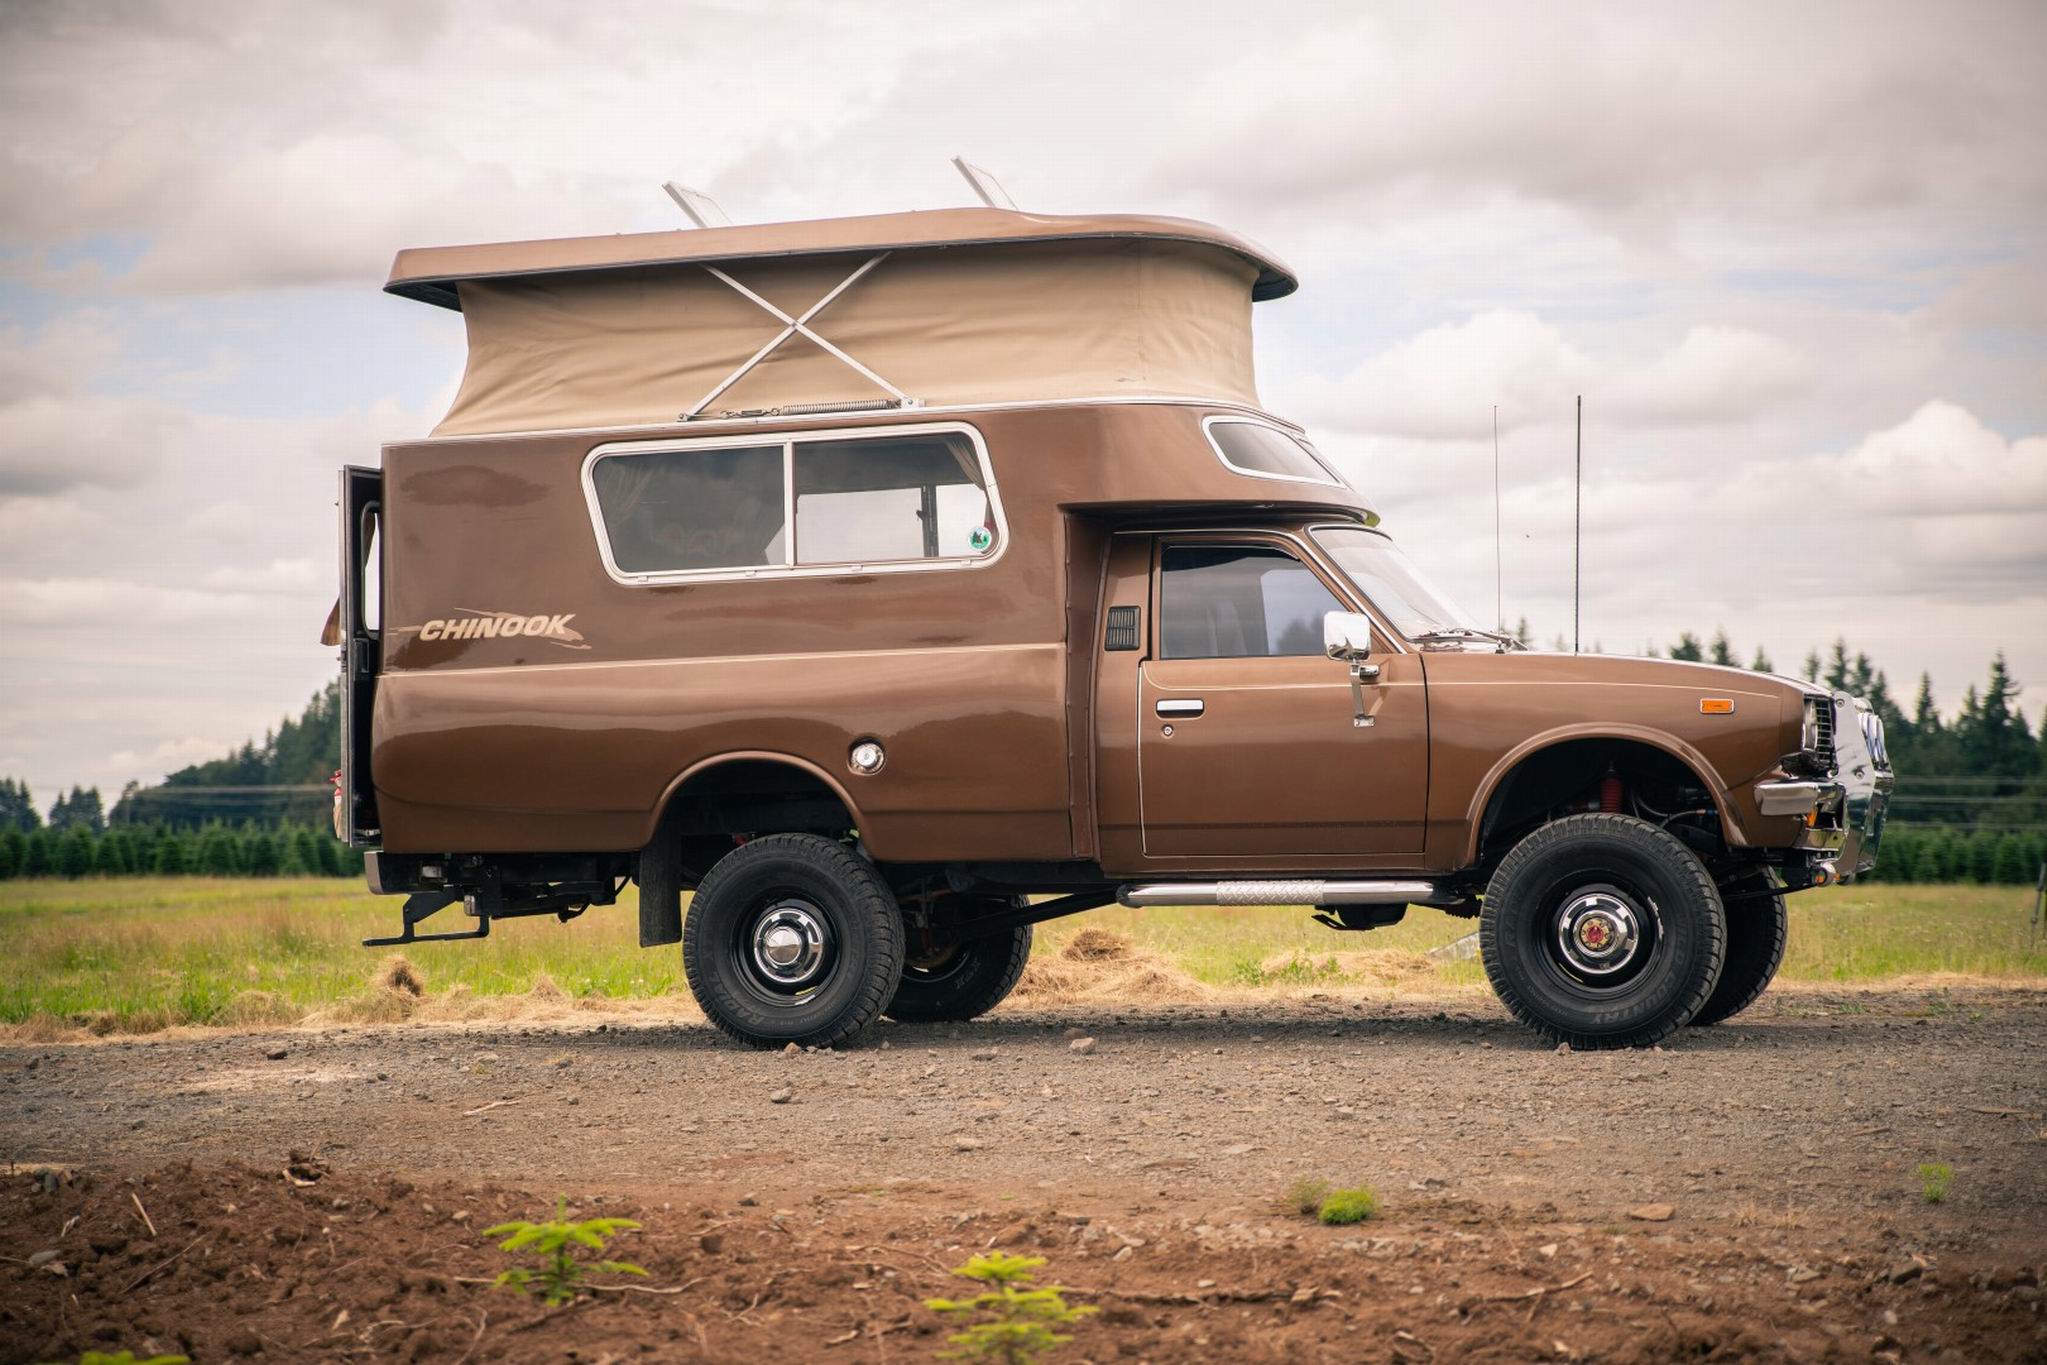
(1918, 1162), (1954, 1205)
(1284, 1175), (1333, 1217)
(483, 1197), (647, 1305)
(1316, 1186), (1379, 1225)
(925, 1251), (1097, 1363)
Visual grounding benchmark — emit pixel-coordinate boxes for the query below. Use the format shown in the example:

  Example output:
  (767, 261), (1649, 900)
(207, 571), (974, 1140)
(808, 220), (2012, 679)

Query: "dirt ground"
(3, 981), (2044, 1363)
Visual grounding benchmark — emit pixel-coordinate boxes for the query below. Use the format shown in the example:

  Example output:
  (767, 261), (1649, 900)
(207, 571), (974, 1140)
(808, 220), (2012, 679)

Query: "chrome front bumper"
(1756, 692), (1893, 880)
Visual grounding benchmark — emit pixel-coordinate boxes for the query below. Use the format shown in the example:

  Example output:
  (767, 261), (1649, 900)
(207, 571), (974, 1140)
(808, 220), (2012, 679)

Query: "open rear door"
(338, 466), (382, 848)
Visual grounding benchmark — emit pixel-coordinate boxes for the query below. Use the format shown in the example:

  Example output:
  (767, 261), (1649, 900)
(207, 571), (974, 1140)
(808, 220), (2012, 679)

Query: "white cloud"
(201, 558), (321, 595)
(1292, 311), (1812, 440)
(1836, 400), (2047, 518)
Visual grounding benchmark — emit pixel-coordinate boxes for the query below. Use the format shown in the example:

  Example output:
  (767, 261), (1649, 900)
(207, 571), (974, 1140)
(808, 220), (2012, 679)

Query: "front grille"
(1812, 699), (1836, 768)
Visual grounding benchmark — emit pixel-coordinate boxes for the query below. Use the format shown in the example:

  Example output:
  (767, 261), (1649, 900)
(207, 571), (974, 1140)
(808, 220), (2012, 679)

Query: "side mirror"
(1323, 611), (1376, 663)
(1324, 611), (1381, 729)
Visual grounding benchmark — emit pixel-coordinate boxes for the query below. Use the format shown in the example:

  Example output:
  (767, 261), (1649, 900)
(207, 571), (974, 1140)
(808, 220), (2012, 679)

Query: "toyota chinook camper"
(332, 206), (1891, 1051)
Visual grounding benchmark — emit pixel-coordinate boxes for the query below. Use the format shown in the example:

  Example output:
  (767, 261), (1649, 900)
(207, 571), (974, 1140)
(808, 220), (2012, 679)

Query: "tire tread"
(682, 833), (904, 1050)
(1480, 813), (1726, 1050)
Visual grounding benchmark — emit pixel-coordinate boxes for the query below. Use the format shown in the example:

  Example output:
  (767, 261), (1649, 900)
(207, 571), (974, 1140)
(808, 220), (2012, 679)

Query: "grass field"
(0, 877), (2042, 1034)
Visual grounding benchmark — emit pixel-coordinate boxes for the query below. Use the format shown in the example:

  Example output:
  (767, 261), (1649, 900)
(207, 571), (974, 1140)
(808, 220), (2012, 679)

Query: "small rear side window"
(1205, 419), (1341, 486)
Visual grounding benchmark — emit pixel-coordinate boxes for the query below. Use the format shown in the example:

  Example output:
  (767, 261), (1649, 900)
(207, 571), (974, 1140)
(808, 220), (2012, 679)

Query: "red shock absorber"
(1599, 769), (1624, 813)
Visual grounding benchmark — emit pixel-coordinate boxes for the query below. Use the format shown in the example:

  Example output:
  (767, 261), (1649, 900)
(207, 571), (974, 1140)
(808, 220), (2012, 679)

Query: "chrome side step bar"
(1118, 879), (1444, 909)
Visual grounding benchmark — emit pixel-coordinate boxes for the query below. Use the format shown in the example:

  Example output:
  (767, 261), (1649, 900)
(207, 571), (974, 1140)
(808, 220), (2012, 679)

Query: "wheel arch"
(634, 751), (870, 950)
(1464, 725), (1741, 867)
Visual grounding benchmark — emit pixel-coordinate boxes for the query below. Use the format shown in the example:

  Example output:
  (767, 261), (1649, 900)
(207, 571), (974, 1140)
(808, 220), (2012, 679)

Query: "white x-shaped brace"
(682, 252), (915, 419)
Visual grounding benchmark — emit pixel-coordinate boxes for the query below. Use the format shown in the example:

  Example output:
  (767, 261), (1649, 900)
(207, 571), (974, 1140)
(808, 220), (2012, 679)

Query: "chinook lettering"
(415, 611), (586, 649)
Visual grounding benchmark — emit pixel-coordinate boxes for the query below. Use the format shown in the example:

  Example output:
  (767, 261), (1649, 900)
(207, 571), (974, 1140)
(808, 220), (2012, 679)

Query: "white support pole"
(681, 253), (911, 418)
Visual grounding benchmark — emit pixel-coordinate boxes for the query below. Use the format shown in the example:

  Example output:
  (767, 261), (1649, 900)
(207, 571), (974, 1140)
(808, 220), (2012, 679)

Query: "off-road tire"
(1689, 874), (1787, 1026)
(682, 834), (904, 1049)
(1481, 813), (1726, 1049)
(885, 921), (1033, 1023)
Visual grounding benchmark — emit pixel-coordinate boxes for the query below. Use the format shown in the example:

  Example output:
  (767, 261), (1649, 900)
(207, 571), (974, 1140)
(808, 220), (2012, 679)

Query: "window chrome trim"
(580, 420), (1009, 587)
(1200, 414), (1348, 489)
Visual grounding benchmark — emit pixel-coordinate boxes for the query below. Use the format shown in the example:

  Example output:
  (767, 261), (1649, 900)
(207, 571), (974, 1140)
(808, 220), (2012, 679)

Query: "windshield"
(1310, 525), (1482, 639)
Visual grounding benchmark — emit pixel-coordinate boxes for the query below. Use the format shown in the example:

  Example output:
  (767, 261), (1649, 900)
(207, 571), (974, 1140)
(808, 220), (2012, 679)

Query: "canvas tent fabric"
(387, 209), (1290, 439)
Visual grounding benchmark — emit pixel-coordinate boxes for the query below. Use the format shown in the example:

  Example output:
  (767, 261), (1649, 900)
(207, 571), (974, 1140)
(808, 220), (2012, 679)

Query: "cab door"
(1134, 536), (1428, 860)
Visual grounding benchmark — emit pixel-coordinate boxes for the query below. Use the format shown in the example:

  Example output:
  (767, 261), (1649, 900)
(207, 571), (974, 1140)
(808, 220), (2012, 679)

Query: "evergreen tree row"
(0, 822), (363, 881)
(1859, 826), (2047, 887)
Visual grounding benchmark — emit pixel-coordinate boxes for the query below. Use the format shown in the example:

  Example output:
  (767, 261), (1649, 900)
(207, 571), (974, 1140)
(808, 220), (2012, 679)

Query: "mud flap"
(637, 804), (684, 948)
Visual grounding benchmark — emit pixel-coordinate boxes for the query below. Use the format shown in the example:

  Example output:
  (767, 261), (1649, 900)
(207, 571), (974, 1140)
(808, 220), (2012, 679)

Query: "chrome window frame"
(580, 420), (1010, 587)
(1200, 414), (1348, 489)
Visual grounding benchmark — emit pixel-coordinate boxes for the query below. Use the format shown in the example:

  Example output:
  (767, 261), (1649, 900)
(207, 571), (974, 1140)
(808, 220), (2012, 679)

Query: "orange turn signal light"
(1699, 698), (1736, 715)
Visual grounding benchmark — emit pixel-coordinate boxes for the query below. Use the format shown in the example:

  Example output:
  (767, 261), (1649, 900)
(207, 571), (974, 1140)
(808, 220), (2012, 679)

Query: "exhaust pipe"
(1118, 879), (1443, 909)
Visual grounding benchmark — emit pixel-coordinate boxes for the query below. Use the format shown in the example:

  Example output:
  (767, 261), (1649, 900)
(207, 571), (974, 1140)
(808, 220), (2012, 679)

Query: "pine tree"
(243, 830), (281, 877)
(294, 827), (324, 878)
(196, 826), (242, 876)
(1514, 617), (1532, 648)
(0, 779), (40, 832)
(1750, 646), (1774, 673)
(1709, 630), (1736, 666)
(0, 831), (17, 879)
(57, 827), (95, 878)
(1668, 632), (1704, 662)
(1954, 654), (2034, 778)
(1801, 649), (1821, 683)
(22, 829), (55, 877)
(1823, 639), (1851, 691)
(154, 832), (189, 875)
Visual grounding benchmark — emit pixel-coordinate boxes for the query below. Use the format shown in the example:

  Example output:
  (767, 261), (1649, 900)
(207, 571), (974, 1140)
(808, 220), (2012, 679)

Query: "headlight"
(1801, 697), (1835, 772)
(1861, 707), (1888, 768)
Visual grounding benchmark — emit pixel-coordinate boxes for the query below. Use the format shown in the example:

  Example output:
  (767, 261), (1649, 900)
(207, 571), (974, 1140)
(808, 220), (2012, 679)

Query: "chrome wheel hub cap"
(1556, 890), (1642, 976)
(752, 903), (826, 986)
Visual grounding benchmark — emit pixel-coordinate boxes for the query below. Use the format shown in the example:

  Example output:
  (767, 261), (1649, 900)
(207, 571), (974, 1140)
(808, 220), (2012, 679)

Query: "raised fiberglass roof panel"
(384, 207), (1298, 307)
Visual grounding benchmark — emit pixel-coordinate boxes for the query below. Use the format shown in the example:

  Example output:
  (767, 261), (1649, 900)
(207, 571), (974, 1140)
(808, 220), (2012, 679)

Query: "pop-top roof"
(389, 208), (1296, 438)
(385, 207), (1296, 309)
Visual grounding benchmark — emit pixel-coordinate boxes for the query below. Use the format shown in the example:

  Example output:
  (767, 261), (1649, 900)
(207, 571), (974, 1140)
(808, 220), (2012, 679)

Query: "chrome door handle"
(1155, 698), (1205, 718)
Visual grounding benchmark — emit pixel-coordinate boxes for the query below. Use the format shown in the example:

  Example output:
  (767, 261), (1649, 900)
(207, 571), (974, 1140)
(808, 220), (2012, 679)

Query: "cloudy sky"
(1, 0), (2043, 802)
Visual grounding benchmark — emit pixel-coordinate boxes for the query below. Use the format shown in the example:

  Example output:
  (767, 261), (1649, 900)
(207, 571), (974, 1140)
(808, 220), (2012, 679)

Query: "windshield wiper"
(1412, 627), (1522, 650)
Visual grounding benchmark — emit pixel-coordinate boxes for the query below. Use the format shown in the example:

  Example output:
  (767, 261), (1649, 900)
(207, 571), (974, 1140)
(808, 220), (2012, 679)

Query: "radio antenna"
(1572, 394), (1583, 655)
(1493, 404), (1503, 633)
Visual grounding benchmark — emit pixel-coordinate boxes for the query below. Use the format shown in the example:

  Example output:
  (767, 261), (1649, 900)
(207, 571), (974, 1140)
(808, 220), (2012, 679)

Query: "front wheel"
(1689, 873), (1787, 1026)
(1480, 813), (1726, 1049)
(682, 834), (904, 1049)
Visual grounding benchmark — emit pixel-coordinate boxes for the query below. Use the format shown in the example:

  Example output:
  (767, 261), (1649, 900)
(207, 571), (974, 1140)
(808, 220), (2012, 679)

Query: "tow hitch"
(360, 852), (623, 947)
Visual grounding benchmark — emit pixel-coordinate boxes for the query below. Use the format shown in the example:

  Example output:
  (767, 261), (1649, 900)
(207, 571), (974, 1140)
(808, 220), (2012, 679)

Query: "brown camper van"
(333, 207), (1891, 1050)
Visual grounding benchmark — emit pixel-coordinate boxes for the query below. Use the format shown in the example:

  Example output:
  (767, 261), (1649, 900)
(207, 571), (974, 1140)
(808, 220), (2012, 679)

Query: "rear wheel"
(1480, 813), (1725, 1049)
(682, 834), (904, 1049)
(1689, 873), (1787, 1026)
(886, 916), (1033, 1023)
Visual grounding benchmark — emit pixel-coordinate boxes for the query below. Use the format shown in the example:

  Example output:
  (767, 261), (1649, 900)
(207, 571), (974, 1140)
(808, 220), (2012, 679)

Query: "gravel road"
(3, 983), (2043, 1361)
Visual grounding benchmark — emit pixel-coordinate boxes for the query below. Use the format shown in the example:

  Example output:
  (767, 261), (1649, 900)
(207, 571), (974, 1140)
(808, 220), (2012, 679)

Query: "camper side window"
(794, 433), (995, 564)
(591, 444), (787, 574)
(586, 425), (1001, 581)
